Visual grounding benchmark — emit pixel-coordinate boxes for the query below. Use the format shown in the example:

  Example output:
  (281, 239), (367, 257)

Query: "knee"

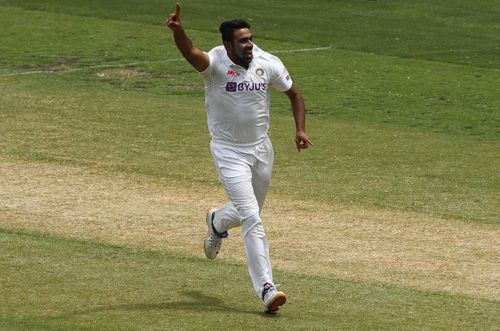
(242, 213), (266, 238)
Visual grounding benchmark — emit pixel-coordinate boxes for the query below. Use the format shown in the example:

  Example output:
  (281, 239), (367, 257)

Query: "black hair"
(219, 19), (251, 43)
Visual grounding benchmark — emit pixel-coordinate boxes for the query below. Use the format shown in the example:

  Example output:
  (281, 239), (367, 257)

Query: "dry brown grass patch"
(96, 69), (150, 78)
(1, 159), (498, 301)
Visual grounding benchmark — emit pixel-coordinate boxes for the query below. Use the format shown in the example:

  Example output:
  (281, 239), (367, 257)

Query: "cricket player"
(166, 2), (312, 313)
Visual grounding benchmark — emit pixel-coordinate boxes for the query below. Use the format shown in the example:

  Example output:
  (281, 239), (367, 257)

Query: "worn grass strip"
(0, 47), (333, 77)
(1, 159), (498, 302)
(1, 68), (498, 223)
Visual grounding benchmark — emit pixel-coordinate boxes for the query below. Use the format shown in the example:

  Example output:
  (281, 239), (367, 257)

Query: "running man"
(166, 2), (312, 313)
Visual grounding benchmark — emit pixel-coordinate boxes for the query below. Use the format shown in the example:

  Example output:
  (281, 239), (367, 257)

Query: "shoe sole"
(265, 292), (287, 313)
(204, 207), (218, 259)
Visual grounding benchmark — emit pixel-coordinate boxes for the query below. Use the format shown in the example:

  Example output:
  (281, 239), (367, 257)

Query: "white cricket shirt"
(200, 45), (293, 146)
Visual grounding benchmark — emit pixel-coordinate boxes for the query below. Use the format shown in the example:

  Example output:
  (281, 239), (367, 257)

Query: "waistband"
(211, 136), (268, 148)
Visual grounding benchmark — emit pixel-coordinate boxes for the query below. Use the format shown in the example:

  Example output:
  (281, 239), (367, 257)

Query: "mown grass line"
(1, 228), (499, 330)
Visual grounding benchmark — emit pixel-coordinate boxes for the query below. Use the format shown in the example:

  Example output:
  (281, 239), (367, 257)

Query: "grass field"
(0, 0), (499, 329)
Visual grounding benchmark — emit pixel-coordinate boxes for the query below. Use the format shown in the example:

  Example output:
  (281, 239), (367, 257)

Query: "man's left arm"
(284, 85), (313, 151)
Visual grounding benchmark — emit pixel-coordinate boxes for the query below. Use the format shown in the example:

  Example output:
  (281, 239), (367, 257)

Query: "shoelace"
(262, 283), (283, 302)
(207, 233), (221, 247)
(261, 283), (276, 301)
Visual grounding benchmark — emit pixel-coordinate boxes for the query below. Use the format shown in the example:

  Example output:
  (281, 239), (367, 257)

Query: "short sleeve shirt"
(200, 45), (293, 146)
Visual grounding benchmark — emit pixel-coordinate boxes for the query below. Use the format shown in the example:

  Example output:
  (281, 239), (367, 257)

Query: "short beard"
(235, 46), (252, 65)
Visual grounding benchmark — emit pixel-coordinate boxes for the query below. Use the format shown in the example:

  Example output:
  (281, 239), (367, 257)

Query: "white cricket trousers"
(210, 136), (275, 298)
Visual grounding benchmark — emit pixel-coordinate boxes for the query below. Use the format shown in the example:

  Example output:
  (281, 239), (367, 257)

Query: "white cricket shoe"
(262, 283), (287, 313)
(204, 208), (228, 259)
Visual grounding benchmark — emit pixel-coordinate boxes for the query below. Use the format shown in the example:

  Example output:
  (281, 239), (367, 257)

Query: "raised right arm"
(166, 2), (209, 72)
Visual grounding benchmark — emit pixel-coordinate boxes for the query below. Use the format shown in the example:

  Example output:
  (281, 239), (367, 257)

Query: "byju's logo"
(225, 81), (267, 93)
(226, 82), (237, 92)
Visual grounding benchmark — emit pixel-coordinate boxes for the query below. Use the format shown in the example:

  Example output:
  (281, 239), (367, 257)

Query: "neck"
(227, 52), (249, 69)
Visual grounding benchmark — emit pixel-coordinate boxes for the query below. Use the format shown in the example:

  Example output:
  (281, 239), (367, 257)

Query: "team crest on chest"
(256, 68), (264, 76)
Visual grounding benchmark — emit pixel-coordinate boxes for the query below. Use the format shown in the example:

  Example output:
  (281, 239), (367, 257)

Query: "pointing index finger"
(176, 2), (180, 16)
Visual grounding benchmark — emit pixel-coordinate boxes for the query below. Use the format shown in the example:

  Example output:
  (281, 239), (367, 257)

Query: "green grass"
(1, 58), (498, 222)
(1, 73), (498, 222)
(1, 0), (499, 69)
(0, 0), (499, 329)
(1, 229), (499, 330)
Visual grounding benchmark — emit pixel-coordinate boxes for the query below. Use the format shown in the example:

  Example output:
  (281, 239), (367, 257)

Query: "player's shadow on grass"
(59, 290), (262, 317)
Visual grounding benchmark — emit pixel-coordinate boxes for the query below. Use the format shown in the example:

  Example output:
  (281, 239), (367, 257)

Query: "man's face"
(230, 28), (253, 66)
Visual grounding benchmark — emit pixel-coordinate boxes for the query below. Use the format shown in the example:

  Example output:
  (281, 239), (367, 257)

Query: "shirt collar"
(222, 44), (258, 71)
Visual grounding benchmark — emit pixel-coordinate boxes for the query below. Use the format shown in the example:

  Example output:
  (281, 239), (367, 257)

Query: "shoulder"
(253, 45), (287, 81)
(208, 45), (226, 59)
(201, 45), (233, 81)
(201, 46), (226, 77)
(253, 45), (285, 67)
(206, 45), (230, 70)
